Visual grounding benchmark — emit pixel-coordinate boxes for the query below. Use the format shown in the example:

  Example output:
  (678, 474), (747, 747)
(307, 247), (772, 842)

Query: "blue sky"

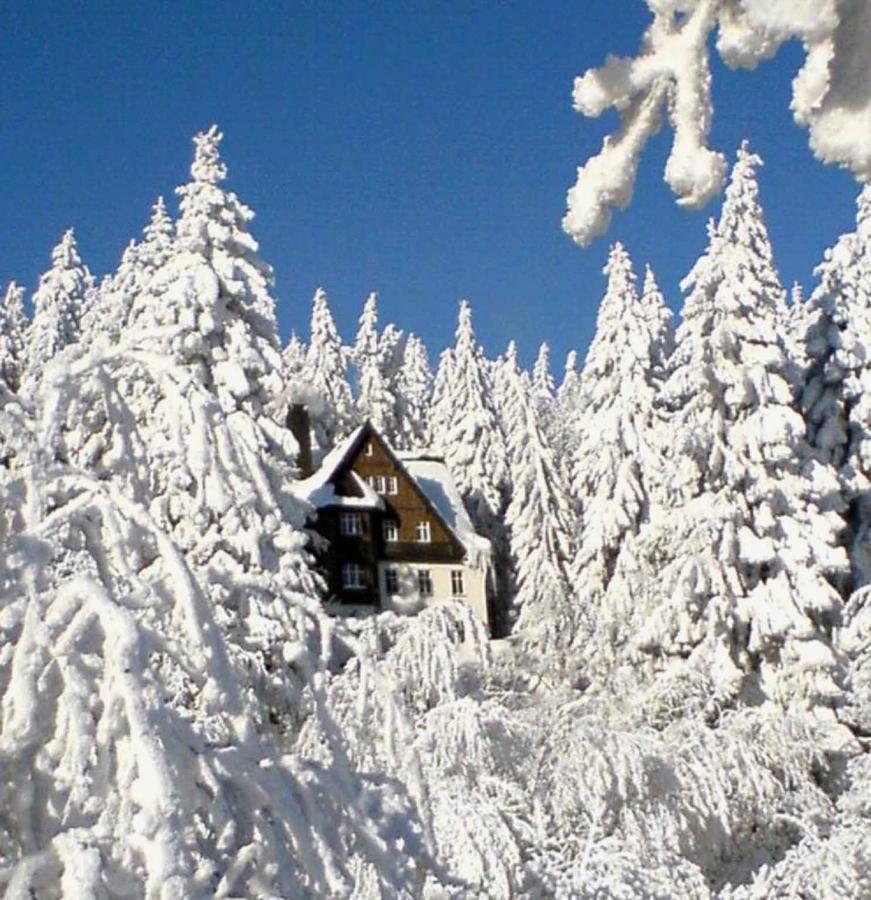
(1, 1), (862, 371)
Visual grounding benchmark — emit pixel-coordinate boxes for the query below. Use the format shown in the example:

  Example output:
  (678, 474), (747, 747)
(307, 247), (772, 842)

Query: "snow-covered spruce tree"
(378, 321), (406, 382)
(639, 263), (674, 375)
(800, 186), (871, 735)
(0, 282), (27, 392)
(548, 348), (582, 460)
(0, 128), (441, 896)
(632, 143), (849, 713)
(788, 281), (812, 374)
(83, 196), (176, 344)
(303, 287), (354, 452)
(282, 329), (307, 382)
(802, 186), (871, 591)
(394, 332), (433, 450)
(431, 300), (508, 535)
(496, 344), (578, 665)
(568, 245), (671, 617)
(23, 229), (92, 389)
(532, 340), (555, 404)
(69, 125), (322, 713)
(352, 291), (396, 434)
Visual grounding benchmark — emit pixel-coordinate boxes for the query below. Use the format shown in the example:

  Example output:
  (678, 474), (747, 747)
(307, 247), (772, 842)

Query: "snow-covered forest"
(1, 120), (870, 897)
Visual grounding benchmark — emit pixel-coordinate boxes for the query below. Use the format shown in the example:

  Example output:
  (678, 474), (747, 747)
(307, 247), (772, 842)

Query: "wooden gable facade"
(311, 423), (465, 607)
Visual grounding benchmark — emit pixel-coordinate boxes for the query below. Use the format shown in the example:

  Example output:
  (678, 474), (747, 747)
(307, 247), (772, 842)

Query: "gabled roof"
(293, 421), (491, 568)
(292, 424), (384, 510)
(398, 452), (492, 568)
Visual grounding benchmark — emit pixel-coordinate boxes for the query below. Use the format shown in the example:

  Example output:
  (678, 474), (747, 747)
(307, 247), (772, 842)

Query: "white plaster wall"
(377, 561), (489, 629)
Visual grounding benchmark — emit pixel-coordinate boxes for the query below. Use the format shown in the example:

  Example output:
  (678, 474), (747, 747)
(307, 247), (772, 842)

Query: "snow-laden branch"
(564, 0), (871, 246)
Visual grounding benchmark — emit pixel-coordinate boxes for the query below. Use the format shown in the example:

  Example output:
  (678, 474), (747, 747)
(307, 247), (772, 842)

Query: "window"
(384, 567), (399, 595)
(417, 569), (433, 597)
(339, 512), (362, 536)
(383, 519), (398, 542)
(387, 476), (399, 495)
(364, 442), (374, 456)
(374, 475), (386, 494)
(341, 563), (365, 590)
(415, 521), (431, 543)
(451, 570), (465, 596)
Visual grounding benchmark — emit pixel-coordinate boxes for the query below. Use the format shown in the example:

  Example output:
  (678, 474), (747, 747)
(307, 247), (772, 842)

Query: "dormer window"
(339, 512), (362, 536)
(415, 521), (431, 543)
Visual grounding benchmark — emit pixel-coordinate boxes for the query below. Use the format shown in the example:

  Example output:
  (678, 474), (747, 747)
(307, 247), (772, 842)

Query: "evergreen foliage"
(628, 145), (849, 711)
(24, 229), (92, 388)
(304, 287), (354, 452)
(431, 300), (508, 532)
(0, 283), (26, 391)
(394, 332), (433, 449)
(3, 126), (871, 897)
(803, 186), (871, 590)
(497, 344), (577, 661)
(353, 292), (396, 434)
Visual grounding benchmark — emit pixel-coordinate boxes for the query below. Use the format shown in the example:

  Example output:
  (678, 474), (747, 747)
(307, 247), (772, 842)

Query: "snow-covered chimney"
(287, 403), (313, 478)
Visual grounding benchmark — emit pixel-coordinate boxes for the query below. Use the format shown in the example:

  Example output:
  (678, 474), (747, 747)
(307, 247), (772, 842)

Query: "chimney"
(287, 403), (314, 478)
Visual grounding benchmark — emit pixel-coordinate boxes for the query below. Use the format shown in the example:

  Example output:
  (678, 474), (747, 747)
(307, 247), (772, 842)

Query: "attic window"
(364, 442), (374, 456)
(415, 521), (431, 543)
(374, 475), (386, 494)
(383, 519), (398, 542)
(387, 476), (398, 495)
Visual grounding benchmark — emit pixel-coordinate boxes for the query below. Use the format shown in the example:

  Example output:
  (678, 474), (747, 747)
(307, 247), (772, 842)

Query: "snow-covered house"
(293, 419), (493, 630)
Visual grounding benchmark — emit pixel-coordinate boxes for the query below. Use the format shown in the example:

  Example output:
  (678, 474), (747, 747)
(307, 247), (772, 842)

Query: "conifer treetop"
(190, 124), (228, 185)
(532, 341), (554, 399)
(304, 288), (354, 448)
(354, 291), (380, 360)
(144, 195), (174, 244)
(24, 228), (91, 382)
(430, 300), (508, 526)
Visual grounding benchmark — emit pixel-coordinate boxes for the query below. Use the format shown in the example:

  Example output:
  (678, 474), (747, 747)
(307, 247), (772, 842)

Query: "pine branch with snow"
(563, 0), (871, 246)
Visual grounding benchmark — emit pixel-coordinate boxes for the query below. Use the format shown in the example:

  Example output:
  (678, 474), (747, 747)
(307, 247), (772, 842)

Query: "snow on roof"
(399, 454), (492, 567)
(293, 428), (490, 567)
(291, 425), (383, 510)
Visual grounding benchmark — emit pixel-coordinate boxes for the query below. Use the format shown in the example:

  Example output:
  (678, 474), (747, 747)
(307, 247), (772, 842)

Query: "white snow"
(399, 454), (492, 568)
(3, 122), (871, 898)
(564, 1), (871, 246)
